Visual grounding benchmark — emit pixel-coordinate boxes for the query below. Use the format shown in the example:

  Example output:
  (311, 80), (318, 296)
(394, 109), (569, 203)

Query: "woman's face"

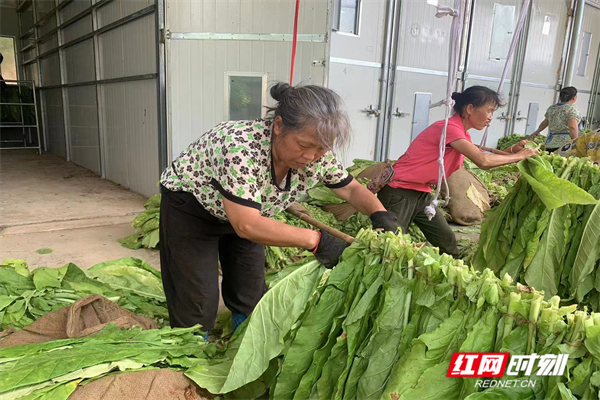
(464, 102), (497, 131)
(273, 117), (328, 169)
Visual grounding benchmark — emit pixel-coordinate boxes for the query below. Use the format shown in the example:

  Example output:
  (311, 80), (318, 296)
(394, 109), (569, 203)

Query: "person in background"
(378, 86), (538, 257)
(159, 83), (400, 336)
(0, 53), (7, 91)
(531, 87), (581, 152)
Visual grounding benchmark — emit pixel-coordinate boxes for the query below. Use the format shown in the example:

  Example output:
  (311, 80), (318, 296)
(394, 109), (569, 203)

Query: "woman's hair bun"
(451, 92), (461, 101)
(270, 82), (293, 102)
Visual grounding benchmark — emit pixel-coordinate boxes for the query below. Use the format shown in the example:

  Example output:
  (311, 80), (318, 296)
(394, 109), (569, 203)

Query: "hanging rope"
(424, 0), (465, 220)
(289, 0), (301, 85)
(479, 0), (531, 147)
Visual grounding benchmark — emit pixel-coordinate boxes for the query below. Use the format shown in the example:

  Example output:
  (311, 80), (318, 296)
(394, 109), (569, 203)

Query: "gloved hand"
(312, 230), (349, 269)
(370, 211), (401, 233)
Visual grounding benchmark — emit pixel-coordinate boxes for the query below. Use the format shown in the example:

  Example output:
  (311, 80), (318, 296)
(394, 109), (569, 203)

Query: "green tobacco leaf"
(517, 157), (597, 209)
(87, 258), (164, 300)
(19, 380), (80, 400)
(34, 248), (53, 255)
(381, 310), (466, 400)
(524, 206), (570, 298)
(117, 234), (143, 250)
(272, 256), (360, 400)
(464, 381), (536, 400)
(186, 260), (324, 394)
(1, 259), (30, 277)
(31, 268), (63, 290)
(571, 200), (600, 298)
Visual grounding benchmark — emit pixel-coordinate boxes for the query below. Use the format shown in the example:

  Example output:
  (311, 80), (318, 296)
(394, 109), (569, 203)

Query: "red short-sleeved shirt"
(389, 113), (471, 193)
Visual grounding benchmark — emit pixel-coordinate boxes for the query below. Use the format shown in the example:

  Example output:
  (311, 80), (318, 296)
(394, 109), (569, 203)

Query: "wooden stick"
(286, 206), (355, 245)
(476, 145), (511, 156)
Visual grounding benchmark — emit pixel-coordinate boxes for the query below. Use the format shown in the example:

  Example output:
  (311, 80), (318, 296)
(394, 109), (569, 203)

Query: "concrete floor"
(0, 150), (160, 270)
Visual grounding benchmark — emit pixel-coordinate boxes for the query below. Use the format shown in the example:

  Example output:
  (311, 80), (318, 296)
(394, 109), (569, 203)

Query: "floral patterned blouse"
(545, 103), (581, 149)
(160, 119), (352, 221)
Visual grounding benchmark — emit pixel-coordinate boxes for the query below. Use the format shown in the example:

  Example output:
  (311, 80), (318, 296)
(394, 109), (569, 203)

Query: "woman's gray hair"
(266, 82), (351, 151)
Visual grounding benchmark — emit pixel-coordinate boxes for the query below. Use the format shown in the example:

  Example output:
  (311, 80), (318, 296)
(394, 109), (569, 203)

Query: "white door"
(386, 0), (457, 160)
(514, 1), (569, 135)
(461, 0), (526, 148)
(328, 0), (388, 166)
(572, 4), (600, 125)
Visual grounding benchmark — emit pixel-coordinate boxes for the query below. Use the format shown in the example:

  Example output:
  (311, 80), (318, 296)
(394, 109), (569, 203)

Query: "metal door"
(574, 4), (600, 125)
(385, 0), (457, 160)
(328, 0), (390, 165)
(512, 0), (569, 136)
(460, 0), (525, 148)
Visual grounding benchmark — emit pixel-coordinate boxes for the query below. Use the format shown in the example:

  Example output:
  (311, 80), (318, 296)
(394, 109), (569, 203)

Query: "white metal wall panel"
(64, 39), (95, 83)
(98, 14), (156, 80)
(61, 14), (93, 43)
(39, 33), (59, 54)
(40, 52), (61, 86)
(168, 39), (326, 159)
(97, 0), (154, 28)
(59, 0), (92, 23)
(512, 0), (569, 135)
(42, 88), (67, 158)
(100, 80), (159, 197)
(167, 0), (327, 34)
(572, 5), (600, 119)
(66, 85), (101, 174)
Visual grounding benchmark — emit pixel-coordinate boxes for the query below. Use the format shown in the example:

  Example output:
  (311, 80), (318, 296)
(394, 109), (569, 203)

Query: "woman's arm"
(451, 139), (538, 170)
(330, 178), (386, 215)
(531, 119), (549, 136)
(223, 199), (321, 249)
(568, 118), (579, 140)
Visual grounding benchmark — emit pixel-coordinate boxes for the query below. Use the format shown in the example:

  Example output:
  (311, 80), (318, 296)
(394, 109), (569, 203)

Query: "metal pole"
(156, 0), (168, 173)
(458, 0), (475, 91)
(373, 0), (396, 162)
(380, 0), (403, 160)
(505, 0), (533, 137)
(555, 0), (576, 103)
(32, 81), (42, 154)
(565, 0), (586, 86)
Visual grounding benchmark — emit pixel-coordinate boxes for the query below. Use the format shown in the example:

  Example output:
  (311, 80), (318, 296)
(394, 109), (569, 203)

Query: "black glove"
(312, 230), (349, 269)
(370, 211), (401, 233)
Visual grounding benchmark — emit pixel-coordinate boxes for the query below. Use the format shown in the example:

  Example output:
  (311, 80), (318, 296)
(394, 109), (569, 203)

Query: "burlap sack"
(0, 295), (157, 348)
(446, 168), (491, 226)
(68, 370), (212, 400)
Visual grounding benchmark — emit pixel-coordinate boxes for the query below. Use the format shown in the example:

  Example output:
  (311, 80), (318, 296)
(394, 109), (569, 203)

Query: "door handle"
(363, 105), (381, 117)
(497, 112), (511, 121)
(392, 107), (410, 118)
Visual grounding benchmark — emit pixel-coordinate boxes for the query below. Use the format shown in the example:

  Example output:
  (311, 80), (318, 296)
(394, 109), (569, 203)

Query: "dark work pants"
(378, 185), (459, 257)
(159, 185), (266, 331)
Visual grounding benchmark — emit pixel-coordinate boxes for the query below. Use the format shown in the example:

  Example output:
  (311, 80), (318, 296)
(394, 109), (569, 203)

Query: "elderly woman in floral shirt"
(159, 83), (399, 335)
(531, 87), (581, 152)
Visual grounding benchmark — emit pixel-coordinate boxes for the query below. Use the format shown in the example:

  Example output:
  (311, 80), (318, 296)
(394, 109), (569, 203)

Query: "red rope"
(290, 0), (300, 85)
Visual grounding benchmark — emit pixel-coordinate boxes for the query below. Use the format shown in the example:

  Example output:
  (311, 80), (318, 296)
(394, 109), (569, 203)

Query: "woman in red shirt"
(378, 86), (538, 257)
